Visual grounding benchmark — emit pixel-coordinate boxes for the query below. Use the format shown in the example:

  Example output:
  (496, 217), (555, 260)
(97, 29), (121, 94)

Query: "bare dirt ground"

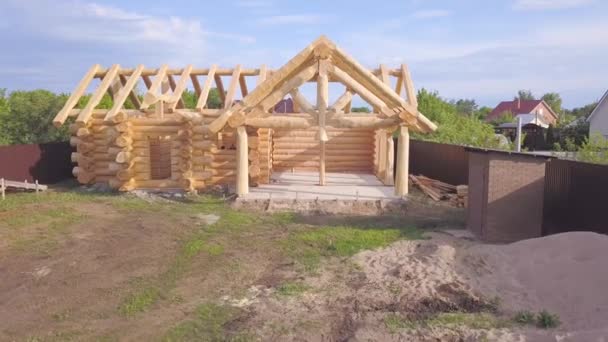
(0, 187), (605, 341)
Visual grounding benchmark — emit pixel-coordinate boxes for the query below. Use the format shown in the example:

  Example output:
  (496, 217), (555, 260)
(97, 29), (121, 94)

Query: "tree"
(452, 99), (478, 117)
(546, 124), (556, 148)
(491, 111), (514, 125)
(0, 89), (10, 145)
(415, 88), (499, 148)
(541, 93), (562, 116)
(2, 90), (71, 144)
(351, 106), (371, 113)
(515, 90), (535, 101)
(474, 106), (492, 121)
(578, 133), (608, 165)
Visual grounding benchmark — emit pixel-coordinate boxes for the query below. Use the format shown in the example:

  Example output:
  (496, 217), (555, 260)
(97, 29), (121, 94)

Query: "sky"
(0, 0), (607, 109)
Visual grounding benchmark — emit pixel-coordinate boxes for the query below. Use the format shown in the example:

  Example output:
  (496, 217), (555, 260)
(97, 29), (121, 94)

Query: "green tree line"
(0, 88), (222, 145)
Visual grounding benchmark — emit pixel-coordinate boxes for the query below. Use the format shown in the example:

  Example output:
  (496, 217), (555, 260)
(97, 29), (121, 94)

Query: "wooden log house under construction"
(52, 36), (437, 196)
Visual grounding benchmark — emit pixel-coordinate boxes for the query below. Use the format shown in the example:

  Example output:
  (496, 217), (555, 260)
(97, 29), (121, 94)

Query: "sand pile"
(464, 231), (608, 337)
(353, 231), (608, 340)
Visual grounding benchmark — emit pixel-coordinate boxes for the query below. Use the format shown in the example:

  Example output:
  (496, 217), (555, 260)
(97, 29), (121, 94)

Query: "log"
(76, 64), (121, 125)
(245, 116), (313, 129)
(395, 126), (409, 196)
(236, 126), (248, 196)
(54, 64), (101, 127)
(116, 151), (132, 163)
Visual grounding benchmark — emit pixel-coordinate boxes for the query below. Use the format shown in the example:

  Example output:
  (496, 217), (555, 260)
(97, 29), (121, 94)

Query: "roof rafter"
(76, 64), (120, 125)
(105, 64), (144, 121)
(54, 64), (101, 127)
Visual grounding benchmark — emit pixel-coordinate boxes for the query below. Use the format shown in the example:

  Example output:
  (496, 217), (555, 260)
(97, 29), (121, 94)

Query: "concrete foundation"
(243, 171), (399, 201)
(235, 172), (404, 214)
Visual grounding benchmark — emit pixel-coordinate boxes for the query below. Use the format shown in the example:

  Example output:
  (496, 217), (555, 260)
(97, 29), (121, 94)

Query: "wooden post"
(236, 126), (249, 196)
(384, 132), (395, 185)
(395, 125), (410, 196)
(1, 178), (5, 200)
(318, 60), (330, 186)
(378, 129), (387, 179)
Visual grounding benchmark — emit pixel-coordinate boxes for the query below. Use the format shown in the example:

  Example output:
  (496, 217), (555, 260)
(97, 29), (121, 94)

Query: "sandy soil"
(232, 232), (608, 341)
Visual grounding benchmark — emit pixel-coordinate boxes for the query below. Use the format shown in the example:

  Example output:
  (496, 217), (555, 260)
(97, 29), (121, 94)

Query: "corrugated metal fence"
(543, 159), (608, 235)
(0, 142), (73, 184)
(401, 139), (469, 186)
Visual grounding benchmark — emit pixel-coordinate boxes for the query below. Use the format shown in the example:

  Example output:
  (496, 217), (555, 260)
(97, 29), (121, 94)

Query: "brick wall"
(466, 150), (549, 243)
(484, 153), (546, 242)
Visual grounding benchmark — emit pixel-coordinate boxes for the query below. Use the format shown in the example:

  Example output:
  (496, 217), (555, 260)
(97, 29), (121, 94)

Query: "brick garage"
(466, 148), (552, 242)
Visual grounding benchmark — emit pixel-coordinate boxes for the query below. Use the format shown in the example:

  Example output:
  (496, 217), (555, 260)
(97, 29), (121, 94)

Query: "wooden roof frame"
(53, 36), (437, 135)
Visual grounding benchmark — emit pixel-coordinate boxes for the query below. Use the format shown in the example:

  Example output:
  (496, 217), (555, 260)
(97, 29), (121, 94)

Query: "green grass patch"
(513, 310), (560, 329)
(536, 310), (560, 329)
(426, 312), (510, 330)
(285, 225), (425, 271)
(513, 310), (536, 325)
(119, 286), (162, 316)
(276, 281), (310, 297)
(384, 313), (417, 333)
(162, 303), (238, 342)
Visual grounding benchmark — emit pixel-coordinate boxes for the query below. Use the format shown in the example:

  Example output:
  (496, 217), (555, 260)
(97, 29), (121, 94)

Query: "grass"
(162, 303), (238, 342)
(384, 314), (417, 333)
(275, 281), (310, 297)
(285, 225), (425, 271)
(427, 312), (511, 330)
(513, 310), (560, 329)
(536, 310), (560, 329)
(513, 310), (536, 325)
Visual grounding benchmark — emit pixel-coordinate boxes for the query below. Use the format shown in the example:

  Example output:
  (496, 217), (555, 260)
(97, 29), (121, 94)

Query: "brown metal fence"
(543, 159), (608, 235)
(0, 142), (74, 184)
(396, 139), (469, 186)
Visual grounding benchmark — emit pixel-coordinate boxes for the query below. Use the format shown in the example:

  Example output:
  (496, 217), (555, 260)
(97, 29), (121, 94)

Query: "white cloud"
(256, 14), (323, 26)
(411, 9), (451, 19)
(513, 0), (594, 10)
(341, 17), (608, 107)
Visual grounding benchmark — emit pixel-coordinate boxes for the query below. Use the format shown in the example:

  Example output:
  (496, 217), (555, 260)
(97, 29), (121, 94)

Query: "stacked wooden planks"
(410, 174), (467, 207)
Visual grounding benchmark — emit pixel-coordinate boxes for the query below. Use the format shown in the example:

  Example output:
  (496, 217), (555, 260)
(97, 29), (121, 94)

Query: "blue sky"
(1, 0), (607, 108)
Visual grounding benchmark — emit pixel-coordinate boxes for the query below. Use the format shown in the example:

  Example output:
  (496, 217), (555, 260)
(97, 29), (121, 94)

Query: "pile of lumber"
(409, 175), (467, 207)
(455, 185), (468, 208)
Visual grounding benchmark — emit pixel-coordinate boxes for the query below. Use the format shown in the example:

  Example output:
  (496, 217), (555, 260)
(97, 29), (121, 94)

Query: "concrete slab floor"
(241, 171), (400, 201)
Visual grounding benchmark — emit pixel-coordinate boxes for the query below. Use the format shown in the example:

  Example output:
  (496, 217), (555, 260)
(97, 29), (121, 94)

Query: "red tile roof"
(486, 99), (558, 122)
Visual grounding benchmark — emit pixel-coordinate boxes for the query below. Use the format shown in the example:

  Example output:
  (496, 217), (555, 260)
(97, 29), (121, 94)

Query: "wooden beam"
(191, 74), (202, 97)
(168, 64), (192, 111)
(244, 116), (313, 129)
(257, 64), (267, 85)
(401, 64), (418, 108)
(329, 89), (352, 115)
(259, 63), (318, 112)
(239, 74), (248, 97)
(54, 64), (101, 127)
(167, 74), (186, 109)
(224, 65), (242, 109)
(328, 116), (401, 129)
(196, 64), (217, 110)
(290, 88), (316, 116)
(105, 64), (144, 121)
(236, 126), (249, 196)
(395, 125), (409, 196)
(119, 74), (142, 108)
(318, 59), (330, 186)
(214, 73), (226, 106)
(384, 131), (395, 186)
(76, 64), (120, 125)
(328, 64), (389, 114)
(141, 64), (168, 109)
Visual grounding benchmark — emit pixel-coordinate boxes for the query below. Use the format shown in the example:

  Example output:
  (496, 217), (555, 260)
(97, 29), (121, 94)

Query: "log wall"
(272, 128), (374, 172)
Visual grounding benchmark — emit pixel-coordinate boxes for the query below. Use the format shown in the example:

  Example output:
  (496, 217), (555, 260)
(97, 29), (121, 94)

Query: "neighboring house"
(587, 90), (608, 138)
(486, 99), (558, 126)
